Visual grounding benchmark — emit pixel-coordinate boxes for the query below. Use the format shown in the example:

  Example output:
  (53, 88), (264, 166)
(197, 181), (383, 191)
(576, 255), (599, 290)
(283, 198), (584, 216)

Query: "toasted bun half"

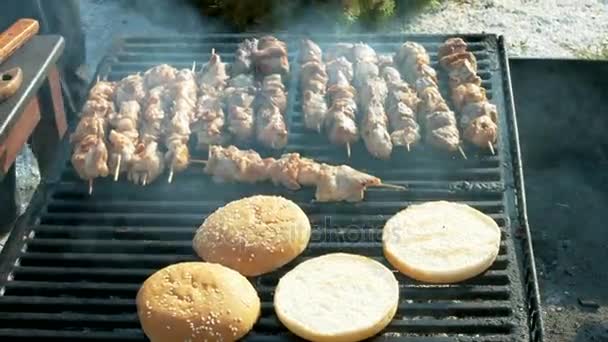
(383, 201), (501, 283)
(136, 262), (260, 342)
(274, 253), (399, 342)
(193, 195), (311, 276)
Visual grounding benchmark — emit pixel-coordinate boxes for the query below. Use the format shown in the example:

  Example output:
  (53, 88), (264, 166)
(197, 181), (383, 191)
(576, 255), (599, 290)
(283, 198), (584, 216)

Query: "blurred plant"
(188, 0), (452, 31)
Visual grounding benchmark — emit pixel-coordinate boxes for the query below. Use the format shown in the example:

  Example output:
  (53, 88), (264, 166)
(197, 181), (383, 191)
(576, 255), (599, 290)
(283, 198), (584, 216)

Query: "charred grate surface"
(0, 34), (542, 341)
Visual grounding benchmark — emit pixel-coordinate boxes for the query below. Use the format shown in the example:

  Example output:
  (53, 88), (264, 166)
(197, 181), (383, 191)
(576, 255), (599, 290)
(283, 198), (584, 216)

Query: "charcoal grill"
(0, 33), (543, 341)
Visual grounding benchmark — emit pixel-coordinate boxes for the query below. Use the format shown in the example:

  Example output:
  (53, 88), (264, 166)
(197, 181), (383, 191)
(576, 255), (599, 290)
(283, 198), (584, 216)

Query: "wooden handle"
(0, 19), (40, 64)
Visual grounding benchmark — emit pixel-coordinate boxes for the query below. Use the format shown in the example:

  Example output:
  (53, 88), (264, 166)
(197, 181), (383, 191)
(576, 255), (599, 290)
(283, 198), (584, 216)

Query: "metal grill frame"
(0, 33), (544, 341)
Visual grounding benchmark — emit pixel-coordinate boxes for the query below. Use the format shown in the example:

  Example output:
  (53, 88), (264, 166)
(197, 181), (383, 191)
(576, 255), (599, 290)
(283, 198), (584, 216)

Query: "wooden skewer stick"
(458, 146), (468, 160)
(406, 144), (410, 152)
(346, 142), (351, 159)
(190, 159), (208, 165)
(113, 154), (121, 182)
(191, 61), (196, 72)
(372, 183), (406, 191)
(488, 142), (495, 155)
(211, 48), (215, 55)
(88, 179), (93, 195)
(142, 173), (148, 187)
(96, 75), (100, 83)
(168, 167), (174, 184)
(316, 124), (321, 133)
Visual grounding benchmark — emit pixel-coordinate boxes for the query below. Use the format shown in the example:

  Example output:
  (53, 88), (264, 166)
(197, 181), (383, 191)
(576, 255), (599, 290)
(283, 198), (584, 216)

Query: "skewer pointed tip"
(113, 154), (121, 182)
(374, 183), (407, 191)
(406, 144), (410, 152)
(168, 168), (174, 184)
(458, 146), (468, 160)
(88, 179), (93, 195)
(142, 174), (148, 187)
(346, 143), (351, 159)
(316, 124), (321, 133)
(488, 141), (495, 155)
(191, 61), (196, 72)
(96, 75), (100, 83)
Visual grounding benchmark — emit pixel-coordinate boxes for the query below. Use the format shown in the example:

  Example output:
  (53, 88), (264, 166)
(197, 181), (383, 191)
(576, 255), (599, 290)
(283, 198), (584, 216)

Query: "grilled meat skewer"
(194, 50), (230, 149)
(325, 70), (359, 156)
(165, 68), (197, 182)
(255, 74), (288, 149)
(107, 100), (140, 180)
(395, 41), (463, 156)
(439, 38), (498, 152)
(224, 75), (257, 143)
(381, 66), (421, 150)
(299, 39), (329, 132)
(203, 145), (403, 202)
(70, 80), (116, 193)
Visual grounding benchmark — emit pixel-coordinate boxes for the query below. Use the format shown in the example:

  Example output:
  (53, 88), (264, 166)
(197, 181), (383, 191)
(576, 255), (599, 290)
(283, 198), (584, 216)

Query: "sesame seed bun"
(383, 201), (501, 283)
(274, 253), (399, 342)
(193, 195), (311, 276)
(136, 262), (260, 342)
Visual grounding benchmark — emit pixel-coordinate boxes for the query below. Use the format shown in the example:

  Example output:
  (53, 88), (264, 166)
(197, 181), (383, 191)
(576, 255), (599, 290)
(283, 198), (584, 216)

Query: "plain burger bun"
(383, 201), (501, 283)
(274, 253), (399, 342)
(136, 262), (260, 342)
(193, 195), (311, 276)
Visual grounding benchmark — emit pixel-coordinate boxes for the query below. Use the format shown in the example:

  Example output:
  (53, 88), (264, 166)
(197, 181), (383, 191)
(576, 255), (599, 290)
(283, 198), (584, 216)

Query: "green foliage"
(191, 0), (402, 31)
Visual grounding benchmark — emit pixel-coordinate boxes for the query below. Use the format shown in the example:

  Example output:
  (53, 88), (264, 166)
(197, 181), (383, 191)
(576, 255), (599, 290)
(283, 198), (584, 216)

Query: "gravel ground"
(4, 0), (608, 340)
(402, 0), (608, 58)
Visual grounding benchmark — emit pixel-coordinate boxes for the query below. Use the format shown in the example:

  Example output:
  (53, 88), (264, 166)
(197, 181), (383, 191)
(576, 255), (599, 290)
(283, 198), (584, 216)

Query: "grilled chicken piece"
(141, 86), (169, 143)
(381, 66), (402, 85)
(353, 60), (379, 90)
(437, 38), (468, 60)
(299, 39), (323, 63)
(232, 38), (259, 76)
(128, 141), (165, 185)
(326, 57), (354, 84)
(259, 74), (287, 113)
(198, 50), (229, 93)
(302, 90), (328, 132)
(352, 43), (378, 63)
(107, 100), (140, 175)
(143, 64), (177, 89)
(377, 54), (394, 71)
(359, 77), (387, 110)
(268, 153), (301, 190)
(115, 74), (146, 105)
(203, 145), (385, 202)
(194, 93), (227, 147)
(225, 82), (256, 142)
(439, 38), (498, 150)
(71, 135), (110, 180)
(300, 61), (328, 94)
(253, 36), (289, 77)
(397, 41), (461, 153)
(70, 116), (107, 144)
(452, 83), (487, 112)
(204, 145), (270, 183)
(315, 164), (381, 203)
(256, 100), (288, 149)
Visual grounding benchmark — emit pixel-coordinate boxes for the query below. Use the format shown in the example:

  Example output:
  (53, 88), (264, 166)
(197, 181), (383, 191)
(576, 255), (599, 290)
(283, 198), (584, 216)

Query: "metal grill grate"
(0, 33), (543, 341)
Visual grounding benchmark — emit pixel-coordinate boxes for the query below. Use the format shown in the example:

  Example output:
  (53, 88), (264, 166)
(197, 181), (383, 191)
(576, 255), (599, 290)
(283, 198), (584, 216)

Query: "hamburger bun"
(193, 195), (311, 276)
(136, 262), (260, 342)
(274, 253), (399, 342)
(383, 201), (501, 283)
